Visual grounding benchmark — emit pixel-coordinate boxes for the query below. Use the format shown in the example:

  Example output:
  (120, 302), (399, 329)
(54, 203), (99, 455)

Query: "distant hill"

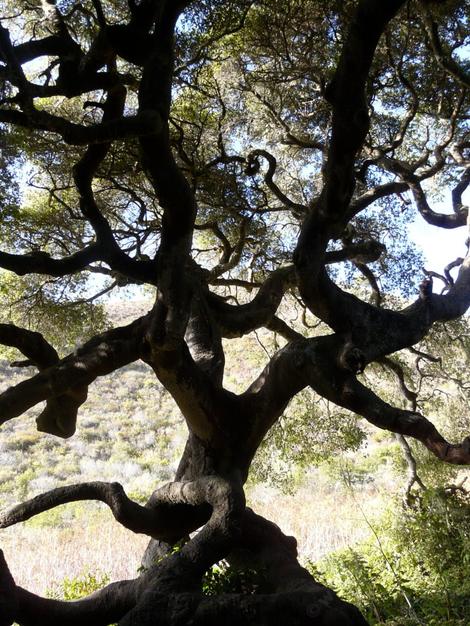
(105, 297), (153, 327)
(0, 298), (276, 508)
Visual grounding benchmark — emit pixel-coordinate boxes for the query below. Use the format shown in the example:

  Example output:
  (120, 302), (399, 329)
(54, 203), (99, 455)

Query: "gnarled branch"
(0, 245), (102, 277)
(0, 108), (162, 146)
(0, 323), (88, 438)
(339, 376), (470, 465)
(0, 315), (147, 434)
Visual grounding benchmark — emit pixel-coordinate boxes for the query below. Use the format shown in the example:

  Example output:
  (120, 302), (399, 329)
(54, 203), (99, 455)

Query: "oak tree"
(0, 0), (469, 624)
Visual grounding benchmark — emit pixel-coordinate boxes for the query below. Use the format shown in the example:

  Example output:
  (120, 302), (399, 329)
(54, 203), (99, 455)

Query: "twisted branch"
(0, 316), (147, 434)
(339, 376), (470, 465)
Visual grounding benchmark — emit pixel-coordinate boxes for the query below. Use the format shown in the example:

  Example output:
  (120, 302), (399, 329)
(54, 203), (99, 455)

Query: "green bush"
(310, 489), (470, 625)
(47, 571), (110, 600)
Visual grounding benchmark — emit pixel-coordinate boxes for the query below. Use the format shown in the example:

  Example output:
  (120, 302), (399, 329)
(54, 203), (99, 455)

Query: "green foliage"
(140, 546), (265, 596)
(0, 270), (109, 356)
(311, 490), (470, 625)
(47, 571), (110, 600)
(202, 560), (265, 595)
(251, 389), (367, 491)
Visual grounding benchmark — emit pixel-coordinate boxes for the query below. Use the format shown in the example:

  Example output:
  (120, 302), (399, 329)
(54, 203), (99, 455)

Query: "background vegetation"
(2, 300), (470, 625)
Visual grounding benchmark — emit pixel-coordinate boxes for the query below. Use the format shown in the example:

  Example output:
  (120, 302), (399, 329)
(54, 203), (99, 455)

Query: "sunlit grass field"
(2, 483), (382, 594)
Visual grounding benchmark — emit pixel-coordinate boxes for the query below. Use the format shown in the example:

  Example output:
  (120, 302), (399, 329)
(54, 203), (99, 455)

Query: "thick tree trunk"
(142, 432), (215, 567)
(139, 432), (369, 625)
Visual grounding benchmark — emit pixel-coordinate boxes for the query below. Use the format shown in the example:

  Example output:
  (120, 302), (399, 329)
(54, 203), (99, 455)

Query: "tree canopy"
(0, 0), (469, 624)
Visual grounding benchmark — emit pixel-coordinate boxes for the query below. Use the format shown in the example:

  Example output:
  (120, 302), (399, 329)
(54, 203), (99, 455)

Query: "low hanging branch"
(0, 550), (139, 626)
(0, 245), (102, 278)
(338, 376), (470, 465)
(0, 476), (242, 543)
(0, 475), (250, 626)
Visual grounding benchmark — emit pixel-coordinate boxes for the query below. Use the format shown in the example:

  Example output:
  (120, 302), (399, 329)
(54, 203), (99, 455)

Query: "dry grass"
(247, 483), (383, 563)
(1, 483), (383, 595)
(2, 513), (148, 594)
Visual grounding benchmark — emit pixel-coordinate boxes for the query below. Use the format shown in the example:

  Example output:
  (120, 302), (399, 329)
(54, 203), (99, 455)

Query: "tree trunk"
(139, 431), (369, 625)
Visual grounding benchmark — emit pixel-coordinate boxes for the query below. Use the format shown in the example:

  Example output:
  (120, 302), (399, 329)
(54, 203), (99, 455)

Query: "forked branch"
(0, 316), (147, 433)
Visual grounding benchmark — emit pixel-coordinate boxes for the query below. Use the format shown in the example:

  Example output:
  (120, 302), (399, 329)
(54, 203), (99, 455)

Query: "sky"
(408, 189), (469, 275)
(410, 217), (468, 270)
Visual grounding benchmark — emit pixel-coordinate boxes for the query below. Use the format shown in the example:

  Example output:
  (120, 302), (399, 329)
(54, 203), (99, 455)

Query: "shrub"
(202, 560), (265, 595)
(47, 571), (110, 600)
(310, 489), (470, 625)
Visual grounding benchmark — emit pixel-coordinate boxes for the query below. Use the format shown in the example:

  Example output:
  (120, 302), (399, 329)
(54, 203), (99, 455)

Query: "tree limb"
(338, 376), (470, 465)
(0, 108), (161, 146)
(406, 176), (468, 228)
(0, 316), (147, 434)
(295, 248), (470, 363)
(419, 2), (470, 89)
(138, 4), (198, 349)
(295, 0), (407, 314)
(0, 324), (58, 367)
(185, 288), (225, 385)
(0, 323), (88, 437)
(245, 149), (307, 216)
(208, 266), (296, 338)
(1, 552), (138, 626)
(0, 245), (102, 277)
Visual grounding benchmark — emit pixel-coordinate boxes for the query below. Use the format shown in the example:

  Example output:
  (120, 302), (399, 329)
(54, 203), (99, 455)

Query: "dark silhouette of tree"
(0, 0), (469, 623)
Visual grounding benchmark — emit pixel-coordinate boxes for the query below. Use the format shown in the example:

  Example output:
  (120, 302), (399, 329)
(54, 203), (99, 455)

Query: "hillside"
(0, 297), (379, 505)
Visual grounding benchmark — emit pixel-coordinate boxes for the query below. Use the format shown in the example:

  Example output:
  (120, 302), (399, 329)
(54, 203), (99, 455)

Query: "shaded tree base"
(117, 590), (368, 626)
(0, 500), (369, 626)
